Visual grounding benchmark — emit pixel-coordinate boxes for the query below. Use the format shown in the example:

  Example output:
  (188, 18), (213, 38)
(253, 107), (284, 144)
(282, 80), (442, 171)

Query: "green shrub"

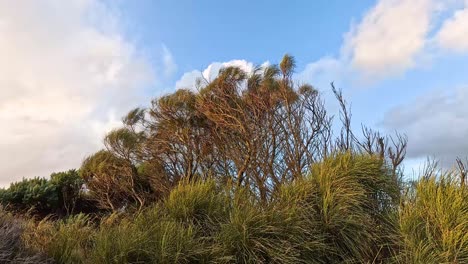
(0, 177), (58, 215)
(0, 170), (86, 217)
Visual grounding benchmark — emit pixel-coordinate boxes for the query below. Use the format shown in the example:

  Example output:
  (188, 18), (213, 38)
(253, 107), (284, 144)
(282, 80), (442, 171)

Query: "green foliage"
(50, 170), (84, 215)
(275, 152), (399, 263)
(0, 170), (85, 216)
(164, 180), (229, 226)
(3, 54), (466, 263)
(214, 189), (310, 264)
(17, 157), (468, 263)
(308, 153), (399, 262)
(91, 212), (201, 264)
(0, 177), (58, 214)
(397, 174), (468, 263)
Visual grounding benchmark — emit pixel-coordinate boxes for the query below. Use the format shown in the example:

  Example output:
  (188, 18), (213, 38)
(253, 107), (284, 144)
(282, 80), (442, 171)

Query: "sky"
(1, 0), (468, 186)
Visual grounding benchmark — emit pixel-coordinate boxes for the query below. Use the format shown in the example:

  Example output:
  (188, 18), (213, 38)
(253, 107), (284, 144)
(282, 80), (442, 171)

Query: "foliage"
(0, 209), (50, 263)
(23, 214), (94, 264)
(2, 54), (467, 263)
(15, 157), (468, 264)
(91, 213), (201, 264)
(0, 170), (87, 216)
(80, 150), (151, 211)
(0, 177), (58, 215)
(397, 173), (468, 263)
(50, 170), (84, 215)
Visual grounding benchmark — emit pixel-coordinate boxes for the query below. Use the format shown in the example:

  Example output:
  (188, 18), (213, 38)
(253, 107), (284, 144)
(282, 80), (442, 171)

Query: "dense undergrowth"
(1, 153), (466, 264)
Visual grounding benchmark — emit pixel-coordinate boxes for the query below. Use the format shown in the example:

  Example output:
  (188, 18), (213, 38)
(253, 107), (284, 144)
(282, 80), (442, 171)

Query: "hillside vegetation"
(1, 55), (467, 264)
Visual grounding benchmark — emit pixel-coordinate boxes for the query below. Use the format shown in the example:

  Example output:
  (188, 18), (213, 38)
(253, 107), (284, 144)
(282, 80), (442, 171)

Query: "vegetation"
(0, 209), (50, 263)
(1, 55), (466, 263)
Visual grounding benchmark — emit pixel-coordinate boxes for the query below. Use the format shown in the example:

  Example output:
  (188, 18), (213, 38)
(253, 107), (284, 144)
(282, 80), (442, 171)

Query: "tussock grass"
(91, 210), (202, 264)
(23, 214), (93, 264)
(15, 153), (468, 264)
(164, 179), (229, 228)
(0, 209), (50, 264)
(397, 174), (468, 263)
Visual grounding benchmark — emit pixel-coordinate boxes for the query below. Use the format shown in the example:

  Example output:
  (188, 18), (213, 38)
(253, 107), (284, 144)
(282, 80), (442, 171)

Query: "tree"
(49, 170), (83, 215)
(80, 150), (149, 211)
(82, 54), (407, 204)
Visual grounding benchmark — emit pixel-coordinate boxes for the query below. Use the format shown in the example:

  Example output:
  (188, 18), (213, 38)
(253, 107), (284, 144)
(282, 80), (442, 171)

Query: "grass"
(397, 173), (468, 263)
(12, 153), (468, 263)
(0, 208), (50, 263)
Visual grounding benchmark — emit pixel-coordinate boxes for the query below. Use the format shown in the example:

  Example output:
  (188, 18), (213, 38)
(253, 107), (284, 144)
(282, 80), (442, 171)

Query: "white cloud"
(0, 1), (154, 187)
(383, 86), (468, 167)
(344, 0), (436, 79)
(297, 57), (343, 87)
(175, 59), (256, 90)
(436, 3), (468, 52)
(162, 44), (177, 78)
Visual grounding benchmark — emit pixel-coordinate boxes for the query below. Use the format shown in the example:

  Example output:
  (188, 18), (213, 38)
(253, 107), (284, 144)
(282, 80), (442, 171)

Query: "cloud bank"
(383, 87), (468, 166)
(0, 0), (154, 186)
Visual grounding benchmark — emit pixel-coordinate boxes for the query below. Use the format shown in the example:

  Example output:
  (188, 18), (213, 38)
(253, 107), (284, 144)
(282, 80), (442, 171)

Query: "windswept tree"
(80, 150), (149, 211)
(196, 56), (334, 201)
(81, 54), (407, 204)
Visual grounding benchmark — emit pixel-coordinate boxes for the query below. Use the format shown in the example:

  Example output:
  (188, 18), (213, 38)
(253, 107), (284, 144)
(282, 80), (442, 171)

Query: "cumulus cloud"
(383, 86), (468, 166)
(0, 1), (154, 186)
(343, 0), (436, 79)
(436, 2), (468, 52)
(175, 60), (256, 90)
(297, 57), (343, 87)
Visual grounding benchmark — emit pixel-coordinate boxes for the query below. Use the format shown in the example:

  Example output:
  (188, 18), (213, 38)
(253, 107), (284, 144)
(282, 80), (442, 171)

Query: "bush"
(0, 177), (58, 215)
(49, 170), (84, 215)
(0, 170), (87, 217)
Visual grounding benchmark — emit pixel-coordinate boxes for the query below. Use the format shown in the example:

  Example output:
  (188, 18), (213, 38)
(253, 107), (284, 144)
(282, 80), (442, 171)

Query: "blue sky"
(1, 0), (468, 185)
(116, 1), (374, 72)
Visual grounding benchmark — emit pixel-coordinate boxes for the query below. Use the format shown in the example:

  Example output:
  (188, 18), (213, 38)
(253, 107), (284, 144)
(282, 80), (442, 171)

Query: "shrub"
(0, 177), (58, 215)
(49, 170), (84, 215)
(0, 170), (88, 217)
